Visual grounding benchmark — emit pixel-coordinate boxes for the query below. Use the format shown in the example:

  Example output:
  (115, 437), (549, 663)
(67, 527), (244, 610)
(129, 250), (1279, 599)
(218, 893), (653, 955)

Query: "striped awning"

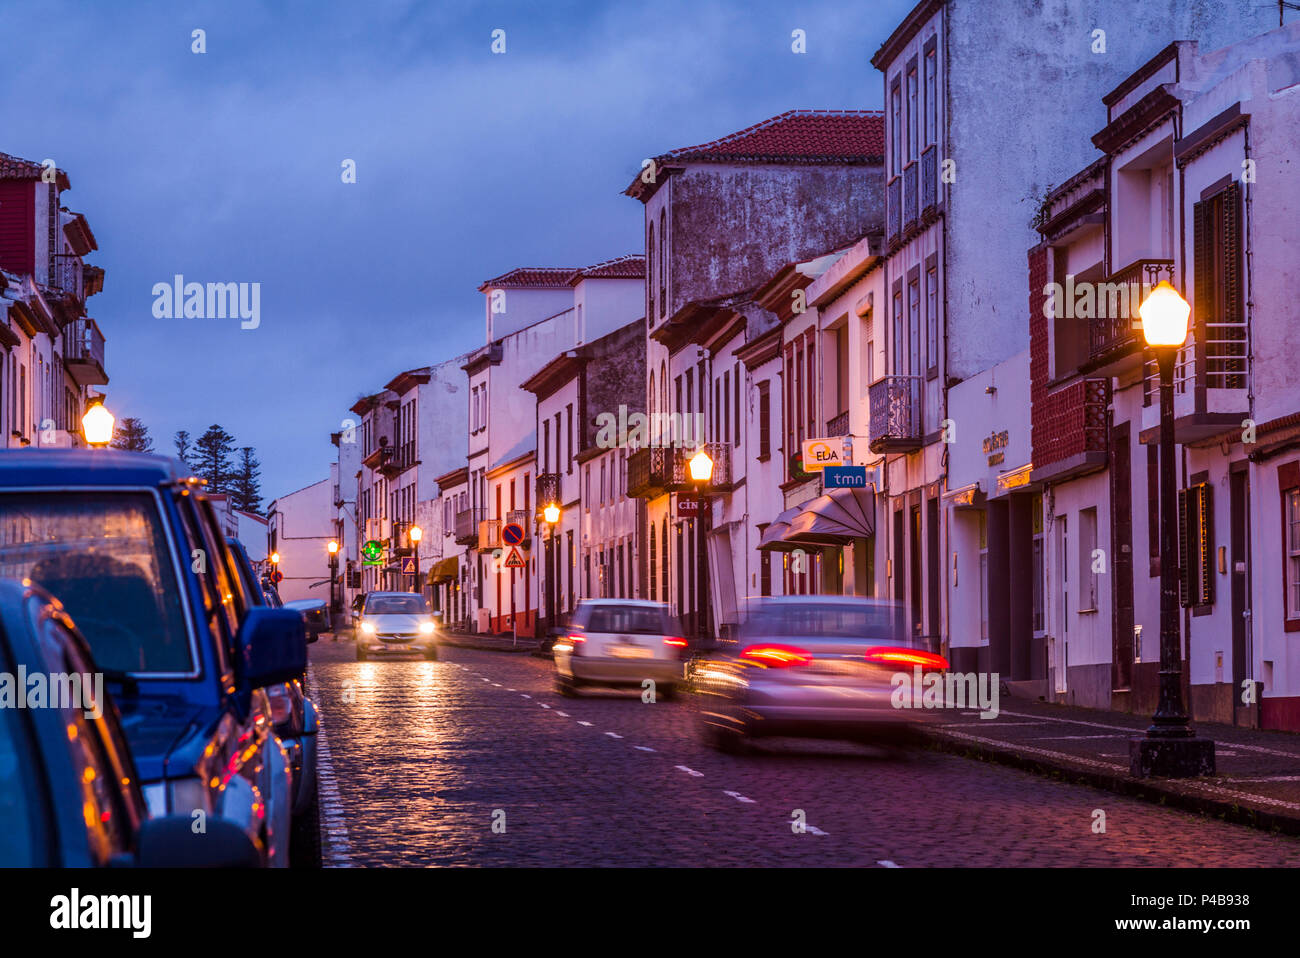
(760, 487), (876, 551)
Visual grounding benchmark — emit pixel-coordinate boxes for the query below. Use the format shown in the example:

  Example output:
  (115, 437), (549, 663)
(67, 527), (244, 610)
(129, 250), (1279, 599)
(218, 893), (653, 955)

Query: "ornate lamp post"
(542, 503), (560, 645)
(688, 448), (713, 647)
(1130, 280), (1215, 778)
(327, 540), (340, 633)
(408, 525), (423, 596)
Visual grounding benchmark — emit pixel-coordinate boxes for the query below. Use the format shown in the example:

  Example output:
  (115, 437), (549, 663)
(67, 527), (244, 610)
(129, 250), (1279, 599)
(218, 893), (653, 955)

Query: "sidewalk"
(437, 629), (541, 654)
(924, 695), (1300, 835)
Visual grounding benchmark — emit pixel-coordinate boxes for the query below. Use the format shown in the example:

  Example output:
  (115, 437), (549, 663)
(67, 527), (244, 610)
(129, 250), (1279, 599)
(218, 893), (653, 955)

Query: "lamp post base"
(1130, 736), (1215, 778)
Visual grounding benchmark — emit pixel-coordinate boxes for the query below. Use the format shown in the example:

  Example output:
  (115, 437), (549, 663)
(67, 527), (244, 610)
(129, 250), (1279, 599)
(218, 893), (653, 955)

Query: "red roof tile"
(566, 254), (645, 284)
(658, 110), (885, 164)
(0, 151), (70, 190)
(478, 266), (580, 291)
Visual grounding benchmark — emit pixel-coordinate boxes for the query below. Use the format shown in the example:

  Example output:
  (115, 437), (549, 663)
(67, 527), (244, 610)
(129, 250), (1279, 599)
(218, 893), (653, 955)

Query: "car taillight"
(864, 646), (950, 672)
(664, 636), (689, 658)
(740, 644), (811, 668)
(568, 634), (585, 655)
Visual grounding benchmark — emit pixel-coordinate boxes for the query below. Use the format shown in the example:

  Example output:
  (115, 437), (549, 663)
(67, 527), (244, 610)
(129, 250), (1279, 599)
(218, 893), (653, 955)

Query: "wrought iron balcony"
(903, 161), (918, 231)
(921, 145), (937, 214)
(868, 376), (924, 453)
(627, 447), (674, 499)
(63, 318), (107, 386)
(668, 442), (733, 492)
(1087, 258), (1174, 369)
(825, 411), (850, 438)
(477, 518), (501, 553)
(454, 508), (483, 546)
(535, 472), (562, 509)
(886, 177), (901, 246)
(51, 253), (84, 302)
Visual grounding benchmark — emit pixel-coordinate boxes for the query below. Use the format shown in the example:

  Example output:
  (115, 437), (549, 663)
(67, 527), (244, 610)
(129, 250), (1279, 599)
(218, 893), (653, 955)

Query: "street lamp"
(81, 401), (115, 447)
(1131, 280), (1214, 778)
(688, 448), (713, 648)
(542, 503), (561, 644)
(327, 540), (340, 629)
(409, 525), (422, 595)
(270, 552), (280, 566)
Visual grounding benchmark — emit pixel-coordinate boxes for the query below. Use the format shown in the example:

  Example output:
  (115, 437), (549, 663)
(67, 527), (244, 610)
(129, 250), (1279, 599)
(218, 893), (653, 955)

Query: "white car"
(355, 592), (439, 661)
(552, 599), (688, 698)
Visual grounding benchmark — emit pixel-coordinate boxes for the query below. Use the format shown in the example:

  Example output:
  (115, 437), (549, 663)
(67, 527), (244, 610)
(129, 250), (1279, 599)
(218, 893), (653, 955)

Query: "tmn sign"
(824, 466), (867, 489)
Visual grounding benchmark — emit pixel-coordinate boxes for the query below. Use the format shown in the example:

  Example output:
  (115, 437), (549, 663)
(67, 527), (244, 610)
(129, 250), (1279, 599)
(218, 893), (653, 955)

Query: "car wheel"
(658, 683), (677, 701)
(555, 675), (578, 697)
(289, 777), (322, 868)
(704, 720), (751, 755)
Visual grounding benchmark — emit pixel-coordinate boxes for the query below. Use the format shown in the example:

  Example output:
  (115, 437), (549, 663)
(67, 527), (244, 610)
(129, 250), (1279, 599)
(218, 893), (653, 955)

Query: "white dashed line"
(540, 703), (551, 709)
(555, 711), (570, 717)
(520, 694), (531, 699)
(605, 732), (623, 739)
(877, 859), (899, 867)
(723, 790), (756, 804)
(807, 826), (828, 836)
(675, 765), (704, 778)
(577, 721), (593, 727)
(634, 746), (656, 752)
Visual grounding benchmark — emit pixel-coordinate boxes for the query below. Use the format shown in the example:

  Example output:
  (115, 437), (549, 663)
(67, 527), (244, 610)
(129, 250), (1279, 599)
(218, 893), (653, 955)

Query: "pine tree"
(174, 430), (194, 468)
(193, 425), (236, 493)
(230, 446), (263, 515)
(110, 417), (154, 452)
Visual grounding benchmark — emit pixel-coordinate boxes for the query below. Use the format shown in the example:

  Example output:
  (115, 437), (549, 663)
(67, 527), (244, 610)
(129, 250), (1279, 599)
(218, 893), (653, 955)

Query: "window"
(892, 284), (904, 377)
(805, 338), (816, 440)
(1287, 489), (1300, 623)
(907, 63), (918, 162)
(1032, 494), (1045, 633)
(908, 276), (921, 377)
(757, 381), (771, 460)
(890, 78), (902, 176)
(978, 510), (988, 641)
(659, 209), (667, 318)
(584, 465), (591, 510)
(566, 404), (573, 474)
(1193, 183), (1246, 390)
(600, 459), (606, 506)
(926, 260), (939, 378)
(1178, 481), (1214, 608)
(647, 221), (655, 321)
(924, 42), (937, 145)
(734, 362), (741, 444)
(649, 524), (657, 600)
(542, 419), (550, 473)
(1079, 507), (1099, 612)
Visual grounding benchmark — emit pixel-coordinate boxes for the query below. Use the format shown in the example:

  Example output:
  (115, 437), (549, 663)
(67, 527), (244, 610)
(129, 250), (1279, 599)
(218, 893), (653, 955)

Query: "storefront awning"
(757, 507), (804, 553)
(429, 556), (458, 583)
(782, 486), (876, 547)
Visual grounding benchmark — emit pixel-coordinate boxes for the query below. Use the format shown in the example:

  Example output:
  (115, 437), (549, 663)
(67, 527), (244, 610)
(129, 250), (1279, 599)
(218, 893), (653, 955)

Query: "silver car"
(355, 592), (439, 661)
(695, 596), (948, 753)
(553, 599), (688, 698)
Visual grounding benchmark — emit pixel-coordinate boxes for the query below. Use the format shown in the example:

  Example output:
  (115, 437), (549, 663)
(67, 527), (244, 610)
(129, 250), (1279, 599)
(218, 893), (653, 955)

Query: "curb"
(923, 726), (1300, 837)
(437, 633), (539, 654)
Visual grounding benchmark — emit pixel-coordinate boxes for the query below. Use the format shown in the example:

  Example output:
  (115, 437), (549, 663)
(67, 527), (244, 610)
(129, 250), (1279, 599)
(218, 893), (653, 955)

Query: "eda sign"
(801, 438), (845, 472)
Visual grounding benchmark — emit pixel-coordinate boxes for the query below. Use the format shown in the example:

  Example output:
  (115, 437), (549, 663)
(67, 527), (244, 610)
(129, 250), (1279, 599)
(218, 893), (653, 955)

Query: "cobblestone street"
(306, 640), (1300, 867)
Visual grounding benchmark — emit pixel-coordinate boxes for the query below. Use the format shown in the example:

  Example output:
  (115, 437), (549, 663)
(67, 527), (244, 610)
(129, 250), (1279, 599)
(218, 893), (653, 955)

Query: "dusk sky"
(3, 0), (914, 501)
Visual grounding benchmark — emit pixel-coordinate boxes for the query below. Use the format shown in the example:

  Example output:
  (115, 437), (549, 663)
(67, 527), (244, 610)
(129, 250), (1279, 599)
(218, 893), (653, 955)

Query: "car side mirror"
(236, 606), (308, 691)
(134, 816), (261, 868)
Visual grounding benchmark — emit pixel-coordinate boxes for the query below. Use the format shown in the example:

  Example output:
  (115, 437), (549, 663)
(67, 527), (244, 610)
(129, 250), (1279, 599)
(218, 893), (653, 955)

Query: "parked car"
(0, 450), (305, 866)
(284, 598), (331, 640)
(0, 578), (260, 867)
(354, 591), (438, 660)
(227, 537), (320, 866)
(693, 596), (948, 754)
(552, 599), (688, 698)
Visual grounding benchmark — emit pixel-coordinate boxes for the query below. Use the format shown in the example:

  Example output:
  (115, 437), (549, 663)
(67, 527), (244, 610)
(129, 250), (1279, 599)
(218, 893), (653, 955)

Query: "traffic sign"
(272, 570), (283, 584)
(824, 465), (868, 489)
(502, 522), (525, 546)
(361, 539), (383, 565)
(400, 556), (417, 575)
(503, 546), (526, 569)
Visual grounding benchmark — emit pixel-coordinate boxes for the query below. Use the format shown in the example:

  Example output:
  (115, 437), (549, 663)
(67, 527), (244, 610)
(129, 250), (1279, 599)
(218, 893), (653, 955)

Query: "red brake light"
(663, 637), (688, 648)
(568, 633), (585, 654)
(864, 646), (949, 671)
(740, 644), (811, 668)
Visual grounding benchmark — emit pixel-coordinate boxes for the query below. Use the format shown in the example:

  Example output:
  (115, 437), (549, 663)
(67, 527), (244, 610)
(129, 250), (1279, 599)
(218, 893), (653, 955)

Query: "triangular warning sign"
(504, 546), (526, 569)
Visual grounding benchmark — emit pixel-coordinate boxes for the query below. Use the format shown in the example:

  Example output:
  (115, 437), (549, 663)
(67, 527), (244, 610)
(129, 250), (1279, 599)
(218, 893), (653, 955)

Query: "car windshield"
(0, 492), (193, 673)
(741, 601), (905, 644)
(585, 606), (668, 635)
(365, 595), (429, 614)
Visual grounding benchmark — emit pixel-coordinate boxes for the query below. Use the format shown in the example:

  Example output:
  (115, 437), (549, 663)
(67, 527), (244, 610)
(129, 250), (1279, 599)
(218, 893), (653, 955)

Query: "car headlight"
(360, 620), (376, 635)
(419, 621), (435, 635)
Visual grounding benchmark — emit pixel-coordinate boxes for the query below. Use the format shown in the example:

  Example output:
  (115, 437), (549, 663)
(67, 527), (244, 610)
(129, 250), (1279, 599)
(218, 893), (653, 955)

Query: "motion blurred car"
(0, 450), (305, 866)
(0, 578), (260, 867)
(552, 599), (688, 698)
(694, 596), (948, 754)
(355, 591), (439, 660)
(284, 598), (331, 640)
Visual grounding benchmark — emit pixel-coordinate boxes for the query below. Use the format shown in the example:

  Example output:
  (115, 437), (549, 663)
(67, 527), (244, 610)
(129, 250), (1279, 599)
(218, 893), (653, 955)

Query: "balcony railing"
(63, 318), (107, 386)
(669, 442), (733, 491)
(886, 177), (901, 246)
(478, 518), (502, 552)
(903, 161), (918, 231)
(921, 145), (937, 213)
(868, 376), (923, 453)
(535, 472), (562, 508)
(454, 508), (483, 546)
(628, 447), (674, 498)
(51, 253), (84, 301)
(825, 411), (850, 438)
(1088, 258), (1174, 364)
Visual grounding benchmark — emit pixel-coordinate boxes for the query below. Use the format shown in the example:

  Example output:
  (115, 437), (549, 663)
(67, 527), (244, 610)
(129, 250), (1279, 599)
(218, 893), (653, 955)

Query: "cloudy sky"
(3, 0), (913, 500)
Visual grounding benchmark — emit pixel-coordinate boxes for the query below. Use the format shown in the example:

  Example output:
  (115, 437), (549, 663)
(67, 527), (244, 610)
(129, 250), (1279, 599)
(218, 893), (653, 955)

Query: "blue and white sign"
(823, 465), (868, 488)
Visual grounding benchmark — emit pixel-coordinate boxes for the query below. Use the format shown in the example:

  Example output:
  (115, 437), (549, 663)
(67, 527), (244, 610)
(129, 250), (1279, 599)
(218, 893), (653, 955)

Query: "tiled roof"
(567, 254), (645, 284)
(657, 110), (885, 164)
(479, 266), (580, 291)
(0, 151), (69, 189)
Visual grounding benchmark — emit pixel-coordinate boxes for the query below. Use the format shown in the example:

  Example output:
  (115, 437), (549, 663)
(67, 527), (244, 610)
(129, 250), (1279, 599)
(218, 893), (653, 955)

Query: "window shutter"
(1197, 482), (1214, 606)
(1192, 198), (1214, 336)
(1220, 182), (1245, 389)
(1178, 487), (1192, 607)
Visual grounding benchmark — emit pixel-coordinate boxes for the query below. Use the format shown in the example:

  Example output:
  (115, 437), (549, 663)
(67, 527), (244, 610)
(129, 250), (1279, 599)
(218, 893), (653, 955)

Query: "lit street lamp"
(688, 448), (713, 648)
(542, 503), (560, 645)
(1131, 280), (1214, 778)
(327, 539), (340, 632)
(409, 525), (422, 595)
(81, 401), (115, 447)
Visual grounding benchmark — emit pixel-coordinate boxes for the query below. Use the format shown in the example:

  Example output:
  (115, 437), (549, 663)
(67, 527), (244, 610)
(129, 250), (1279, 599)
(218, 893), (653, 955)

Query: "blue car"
(0, 577), (261, 867)
(0, 450), (306, 867)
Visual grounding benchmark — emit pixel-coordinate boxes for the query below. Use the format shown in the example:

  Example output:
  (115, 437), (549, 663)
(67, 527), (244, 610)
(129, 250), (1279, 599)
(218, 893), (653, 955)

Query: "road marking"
(577, 721), (593, 727)
(675, 765), (704, 778)
(555, 711), (570, 717)
(492, 683), (502, 687)
(877, 859), (899, 867)
(604, 731), (623, 739)
(634, 746), (656, 752)
(540, 703), (551, 709)
(520, 694), (532, 699)
(1030, 734), (1127, 741)
(723, 790), (756, 804)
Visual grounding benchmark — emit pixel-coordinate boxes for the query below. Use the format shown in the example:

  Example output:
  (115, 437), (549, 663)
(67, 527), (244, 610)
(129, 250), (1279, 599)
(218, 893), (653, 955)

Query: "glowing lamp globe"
(543, 503), (560, 525)
(1139, 281), (1190, 348)
(688, 449), (714, 483)
(81, 403), (115, 446)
